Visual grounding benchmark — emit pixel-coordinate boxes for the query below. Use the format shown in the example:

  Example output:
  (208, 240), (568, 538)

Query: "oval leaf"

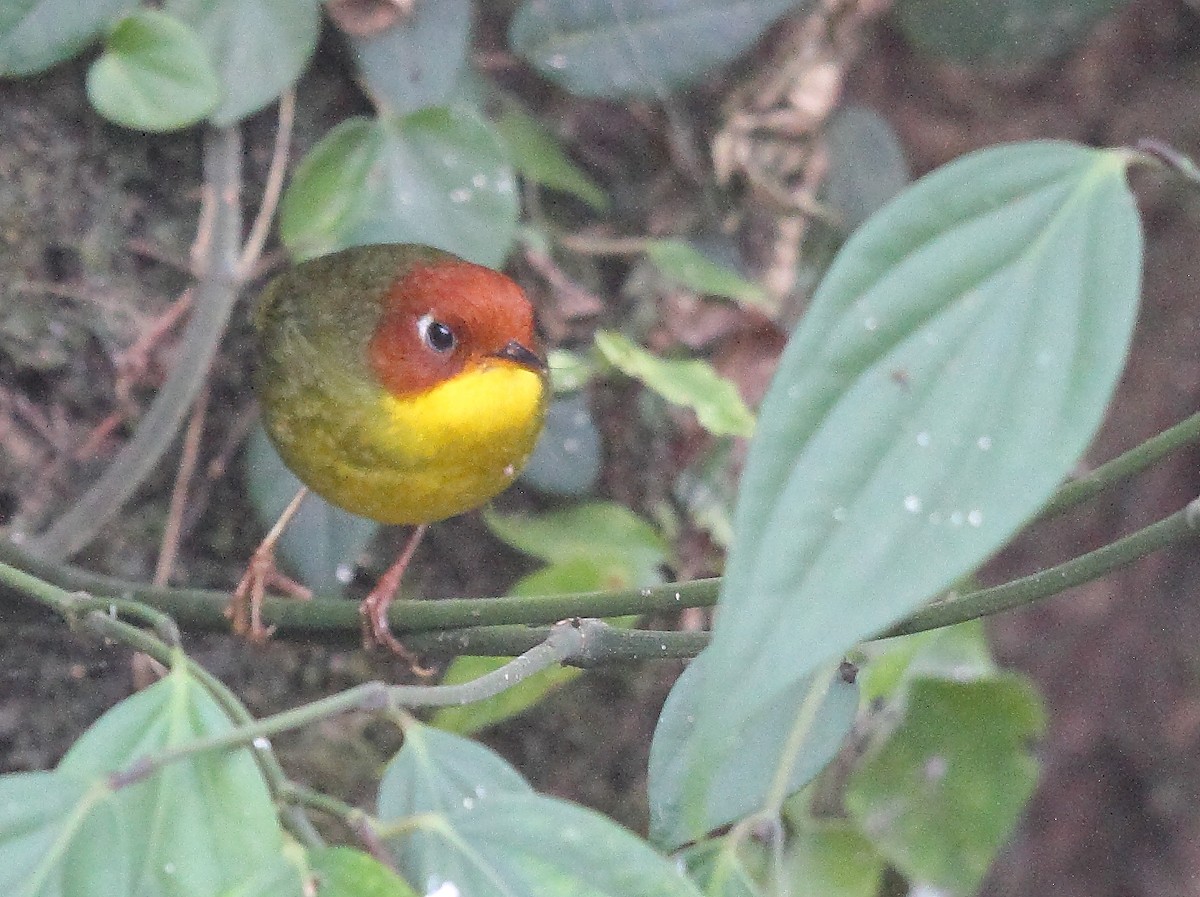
(0, 772), (130, 897)
(649, 659), (859, 848)
(896, 0), (1132, 66)
(350, 0), (471, 116)
(59, 666), (287, 896)
(245, 424), (380, 596)
(86, 9), (220, 132)
(670, 141), (1142, 829)
(0, 0), (135, 77)
(846, 675), (1045, 895)
(165, 0), (320, 126)
(282, 108), (519, 267)
(509, 0), (813, 97)
(387, 790), (706, 897)
(596, 330), (756, 437)
(279, 117), (383, 262)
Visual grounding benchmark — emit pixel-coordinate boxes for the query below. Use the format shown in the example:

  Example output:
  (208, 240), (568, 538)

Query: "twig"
(883, 496), (1200, 638)
(239, 90), (295, 278)
(154, 388), (209, 587)
(109, 622), (588, 789)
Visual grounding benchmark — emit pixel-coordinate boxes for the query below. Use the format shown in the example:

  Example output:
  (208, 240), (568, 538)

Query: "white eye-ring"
(417, 313), (456, 353)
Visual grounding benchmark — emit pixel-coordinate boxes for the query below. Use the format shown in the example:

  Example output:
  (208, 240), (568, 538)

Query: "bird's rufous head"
(368, 259), (546, 399)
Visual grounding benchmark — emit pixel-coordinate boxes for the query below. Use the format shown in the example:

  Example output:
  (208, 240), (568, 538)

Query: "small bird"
(230, 244), (548, 652)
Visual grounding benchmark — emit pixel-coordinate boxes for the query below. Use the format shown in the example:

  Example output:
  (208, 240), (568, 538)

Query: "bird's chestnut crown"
(368, 259), (544, 398)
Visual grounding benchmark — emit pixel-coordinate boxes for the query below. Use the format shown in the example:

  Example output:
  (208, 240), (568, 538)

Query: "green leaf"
(823, 106), (910, 232)
(780, 817), (884, 897)
(245, 424), (380, 596)
(495, 101), (609, 210)
(165, 0), (320, 126)
(858, 618), (995, 704)
(59, 665), (288, 897)
(508, 0), (813, 97)
(895, 0), (1132, 66)
(0, 772), (130, 897)
(845, 675), (1045, 895)
(311, 846), (418, 897)
(0, 0), (38, 36)
(521, 393), (602, 496)
(0, 0), (136, 77)
(350, 0), (471, 116)
(86, 9), (220, 132)
(377, 722), (532, 885)
(645, 239), (770, 309)
(279, 117), (383, 262)
(547, 347), (598, 393)
(280, 108), (520, 268)
(679, 839), (764, 897)
(484, 501), (670, 586)
(649, 659), (858, 848)
(377, 721), (532, 821)
(430, 558), (613, 736)
(671, 141), (1141, 824)
(384, 788), (705, 897)
(595, 330), (756, 438)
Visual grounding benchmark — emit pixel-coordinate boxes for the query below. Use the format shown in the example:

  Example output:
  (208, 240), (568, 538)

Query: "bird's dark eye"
(417, 315), (456, 353)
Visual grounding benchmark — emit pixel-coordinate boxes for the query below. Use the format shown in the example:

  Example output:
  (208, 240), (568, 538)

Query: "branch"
(883, 496), (1200, 638)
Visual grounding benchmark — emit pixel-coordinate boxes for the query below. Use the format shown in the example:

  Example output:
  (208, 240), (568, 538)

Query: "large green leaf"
(58, 665), (292, 897)
(280, 108), (519, 267)
(649, 658), (858, 848)
(165, 0), (320, 125)
(595, 331), (756, 437)
(377, 721), (533, 887)
(0, 0), (136, 76)
(508, 0), (812, 97)
(661, 141), (1142, 832)
(245, 424), (380, 596)
(895, 0), (1132, 66)
(350, 0), (471, 116)
(0, 772), (130, 897)
(846, 676), (1045, 895)
(86, 9), (220, 132)
(383, 785), (705, 897)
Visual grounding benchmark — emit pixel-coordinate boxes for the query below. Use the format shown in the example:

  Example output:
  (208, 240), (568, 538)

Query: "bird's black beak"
(493, 339), (547, 372)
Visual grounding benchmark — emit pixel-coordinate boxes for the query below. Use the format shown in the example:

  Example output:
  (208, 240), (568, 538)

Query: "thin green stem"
(883, 496), (1200, 638)
(0, 538), (718, 641)
(1037, 410), (1200, 520)
(111, 623), (587, 789)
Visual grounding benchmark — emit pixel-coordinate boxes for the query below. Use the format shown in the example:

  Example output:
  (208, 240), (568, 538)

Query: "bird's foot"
(226, 541), (312, 643)
(359, 589), (435, 678)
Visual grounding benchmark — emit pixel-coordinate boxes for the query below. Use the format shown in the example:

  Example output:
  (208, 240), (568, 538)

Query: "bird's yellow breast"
(274, 361), (547, 525)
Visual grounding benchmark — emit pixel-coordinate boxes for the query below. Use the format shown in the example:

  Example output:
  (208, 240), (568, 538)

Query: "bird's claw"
(226, 542), (312, 643)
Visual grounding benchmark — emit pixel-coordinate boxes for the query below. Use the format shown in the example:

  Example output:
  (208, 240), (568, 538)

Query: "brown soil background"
(3, 2), (1200, 895)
